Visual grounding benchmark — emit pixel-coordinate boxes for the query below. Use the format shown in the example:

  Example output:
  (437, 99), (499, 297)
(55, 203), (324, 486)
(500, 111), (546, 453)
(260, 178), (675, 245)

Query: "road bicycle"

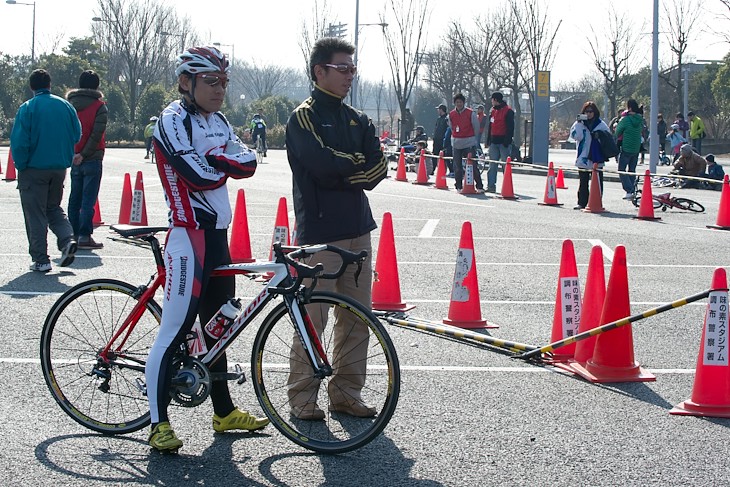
(40, 225), (400, 454)
(255, 137), (266, 164)
(631, 188), (705, 212)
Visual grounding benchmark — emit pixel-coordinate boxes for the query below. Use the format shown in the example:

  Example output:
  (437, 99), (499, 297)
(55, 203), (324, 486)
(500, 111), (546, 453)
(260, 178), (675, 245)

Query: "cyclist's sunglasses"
(323, 63), (357, 75)
(197, 73), (229, 88)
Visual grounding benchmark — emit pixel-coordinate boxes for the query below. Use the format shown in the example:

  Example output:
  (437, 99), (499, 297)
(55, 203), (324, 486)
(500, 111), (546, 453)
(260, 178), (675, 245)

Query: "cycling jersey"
(153, 99), (257, 229)
(250, 116), (266, 133)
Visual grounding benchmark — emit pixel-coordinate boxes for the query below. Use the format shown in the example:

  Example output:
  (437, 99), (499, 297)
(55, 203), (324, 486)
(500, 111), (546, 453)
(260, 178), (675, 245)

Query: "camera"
(577, 114), (588, 121)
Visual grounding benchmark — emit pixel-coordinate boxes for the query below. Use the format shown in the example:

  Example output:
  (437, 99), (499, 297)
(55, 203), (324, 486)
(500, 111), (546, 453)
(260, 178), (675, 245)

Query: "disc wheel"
(251, 291), (400, 454)
(673, 197), (705, 212)
(40, 279), (161, 434)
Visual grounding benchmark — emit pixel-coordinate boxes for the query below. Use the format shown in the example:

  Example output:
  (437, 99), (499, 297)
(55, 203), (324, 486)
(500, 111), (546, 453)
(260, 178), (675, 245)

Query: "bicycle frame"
(99, 233), (330, 381)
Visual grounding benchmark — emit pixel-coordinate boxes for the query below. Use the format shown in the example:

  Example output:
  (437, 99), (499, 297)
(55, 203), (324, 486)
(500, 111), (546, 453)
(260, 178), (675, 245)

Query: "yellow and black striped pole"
(379, 314), (539, 354)
(515, 289), (711, 361)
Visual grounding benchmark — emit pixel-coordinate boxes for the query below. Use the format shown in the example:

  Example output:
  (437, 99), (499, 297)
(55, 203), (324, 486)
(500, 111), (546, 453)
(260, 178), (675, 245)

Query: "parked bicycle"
(40, 225), (400, 454)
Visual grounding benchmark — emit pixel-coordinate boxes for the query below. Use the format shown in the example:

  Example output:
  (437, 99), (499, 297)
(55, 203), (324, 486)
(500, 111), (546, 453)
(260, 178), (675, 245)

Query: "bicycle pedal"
(210, 364), (246, 384)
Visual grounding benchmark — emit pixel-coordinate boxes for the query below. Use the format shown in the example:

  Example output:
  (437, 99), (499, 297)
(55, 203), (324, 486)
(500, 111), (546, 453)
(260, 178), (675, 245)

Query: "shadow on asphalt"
(0, 271), (72, 298)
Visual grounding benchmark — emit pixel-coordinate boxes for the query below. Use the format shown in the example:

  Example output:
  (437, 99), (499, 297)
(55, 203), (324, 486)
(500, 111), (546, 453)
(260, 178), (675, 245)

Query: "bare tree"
(298, 0), (337, 87)
(450, 19), (500, 104)
(236, 61), (293, 100)
(661, 0), (701, 111)
(424, 32), (469, 106)
(716, 0), (730, 45)
(93, 0), (195, 124)
(587, 7), (642, 118)
(508, 0), (561, 108)
(380, 0), (431, 142)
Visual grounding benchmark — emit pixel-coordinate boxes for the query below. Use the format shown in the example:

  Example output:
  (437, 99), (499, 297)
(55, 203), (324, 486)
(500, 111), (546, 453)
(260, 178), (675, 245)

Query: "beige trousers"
(287, 233), (373, 407)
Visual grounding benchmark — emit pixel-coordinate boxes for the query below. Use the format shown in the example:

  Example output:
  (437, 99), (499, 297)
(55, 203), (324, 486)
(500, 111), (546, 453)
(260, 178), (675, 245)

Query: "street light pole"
(6, 0), (36, 62)
(212, 42), (235, 66)
(351, 0), (387, 109)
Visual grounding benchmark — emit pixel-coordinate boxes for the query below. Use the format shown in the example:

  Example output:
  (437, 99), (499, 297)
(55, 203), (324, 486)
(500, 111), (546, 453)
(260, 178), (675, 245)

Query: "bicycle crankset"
(170, 357), (212, 407)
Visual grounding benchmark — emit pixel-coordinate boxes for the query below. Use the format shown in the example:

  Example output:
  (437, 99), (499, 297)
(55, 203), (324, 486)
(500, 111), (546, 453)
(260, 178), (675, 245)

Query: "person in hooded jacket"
(614, 99), (644, 199)
(569, 101), (610, 210)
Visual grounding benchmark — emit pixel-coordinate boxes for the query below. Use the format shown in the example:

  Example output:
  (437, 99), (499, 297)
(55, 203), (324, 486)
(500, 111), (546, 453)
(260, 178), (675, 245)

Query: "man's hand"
(72, 154), (83, 166)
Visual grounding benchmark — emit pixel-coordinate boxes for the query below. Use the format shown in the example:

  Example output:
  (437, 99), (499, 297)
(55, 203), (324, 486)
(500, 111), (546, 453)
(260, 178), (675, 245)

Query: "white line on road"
(587, 239), (613, 261)
(418, 219), (439, 238)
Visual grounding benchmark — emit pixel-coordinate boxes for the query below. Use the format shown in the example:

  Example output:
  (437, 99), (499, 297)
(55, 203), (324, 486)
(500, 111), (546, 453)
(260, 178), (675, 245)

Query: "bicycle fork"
(284, 294), (333, 379)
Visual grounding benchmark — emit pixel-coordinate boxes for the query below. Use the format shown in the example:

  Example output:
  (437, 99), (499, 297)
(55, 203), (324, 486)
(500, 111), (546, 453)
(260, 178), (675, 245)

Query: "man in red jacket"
(448, 93), (484, 192)
(66, 70), (108, 250)
(486, 92), (515, 193)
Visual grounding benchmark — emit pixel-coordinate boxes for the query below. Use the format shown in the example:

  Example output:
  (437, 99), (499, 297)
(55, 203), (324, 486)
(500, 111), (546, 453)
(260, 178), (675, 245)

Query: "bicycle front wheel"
(251, 291), (400, 454)
(673, 197), (705, 212)
(40, 279), (161, 435)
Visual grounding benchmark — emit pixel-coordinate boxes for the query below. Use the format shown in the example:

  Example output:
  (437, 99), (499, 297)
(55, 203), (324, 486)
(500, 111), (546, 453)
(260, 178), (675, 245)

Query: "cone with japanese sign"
(268, 197), (290, 258)
(460, 153), (478, 195)
(230, 189), (255, 263)
(671, 267), (730, 418)
(443, 221), (495, 329)
(372, 212), (414, 312)
(129, 171), (148, 226)
(546, 239), (581, 363)
(572, 245), (607, 365)
(571, 245), (655, 383)
(538, 161), (562, 206)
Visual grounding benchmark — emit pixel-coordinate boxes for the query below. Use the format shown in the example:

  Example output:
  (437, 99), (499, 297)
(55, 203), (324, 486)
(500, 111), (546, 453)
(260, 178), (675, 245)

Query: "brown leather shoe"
(328, 400), (377, 418)
(290, 403), (325, 420)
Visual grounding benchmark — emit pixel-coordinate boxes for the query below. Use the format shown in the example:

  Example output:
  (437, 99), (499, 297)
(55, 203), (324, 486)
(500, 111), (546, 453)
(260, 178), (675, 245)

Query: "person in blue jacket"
(10, 69), (80, 273)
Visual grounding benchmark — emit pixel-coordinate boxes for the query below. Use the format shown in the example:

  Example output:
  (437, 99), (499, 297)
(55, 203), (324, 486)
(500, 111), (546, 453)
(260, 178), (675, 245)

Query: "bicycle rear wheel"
(256, 138), (264, 164)
(40, 279), (161, 434)
(673, 197), (705, 212)
(251, 291), (400, 454)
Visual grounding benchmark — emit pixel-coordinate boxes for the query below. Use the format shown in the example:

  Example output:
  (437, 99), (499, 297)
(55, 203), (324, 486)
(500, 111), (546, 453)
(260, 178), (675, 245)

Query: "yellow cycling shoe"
(213, 408), (269, 433)
(148, 422), (183, 453)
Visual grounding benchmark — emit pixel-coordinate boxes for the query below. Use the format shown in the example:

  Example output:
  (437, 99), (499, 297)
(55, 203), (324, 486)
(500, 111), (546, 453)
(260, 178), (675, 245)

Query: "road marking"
(374, 191), (494, 208)
(0, 357), (695, 373)
(587, 239), (613, 261)
(418, 219), (439, 238)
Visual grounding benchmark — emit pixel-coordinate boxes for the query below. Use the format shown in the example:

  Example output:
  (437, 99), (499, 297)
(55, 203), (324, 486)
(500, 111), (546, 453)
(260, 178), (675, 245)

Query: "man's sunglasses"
(323, 63), (357, 75)
(197, 73), (229, 88)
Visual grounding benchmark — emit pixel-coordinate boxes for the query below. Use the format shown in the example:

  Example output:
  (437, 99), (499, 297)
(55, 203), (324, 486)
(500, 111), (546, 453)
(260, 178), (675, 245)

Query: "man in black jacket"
(433, 104), (448, 164)
(285, 37), (387, 421)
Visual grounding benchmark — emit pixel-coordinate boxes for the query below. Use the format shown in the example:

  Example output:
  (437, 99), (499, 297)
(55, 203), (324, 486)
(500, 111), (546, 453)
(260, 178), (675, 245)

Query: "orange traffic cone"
(443, 222), (496, 329)
(230, 189), (255, 263)
(556, 167), (568, 189)
(395, 148), (408, 182)
(118, 173), (133, 224)
(570, 245), (655, 383)
(413, 150), (431, 185)
(460, 153), (478, 195)
(671, 267), (730, 417)
(129, 171), (148, 226)
(707, 174), (730, 230)
(634, 170), (661, 221)
(538, 161), (562, 206)
(372, 212), (414, 312)
(3, 149), (17, 182)
(434, 151), (448, 190)
(269, 197), (290, 256)
(498, 159), (518, 200)
(92, 199), (105, 227)
(546, 240), (582, 363)
(571, 245), (606, 365)
(583, 164), (605, 213)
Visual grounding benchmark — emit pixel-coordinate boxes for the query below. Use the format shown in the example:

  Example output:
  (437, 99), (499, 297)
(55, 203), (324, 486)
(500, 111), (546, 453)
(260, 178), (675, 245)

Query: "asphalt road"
(0, 147), (728, 486)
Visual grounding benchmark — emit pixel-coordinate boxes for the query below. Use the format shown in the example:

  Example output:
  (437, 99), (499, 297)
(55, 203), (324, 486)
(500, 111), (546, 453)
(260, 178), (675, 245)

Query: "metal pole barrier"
(515, 289), (711, 361)
(378, 313), (539, 354)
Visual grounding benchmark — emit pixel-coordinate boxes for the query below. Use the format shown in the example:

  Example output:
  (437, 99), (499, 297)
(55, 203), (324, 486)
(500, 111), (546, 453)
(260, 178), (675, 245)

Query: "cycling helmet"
(416, 125), (424, 132)
(175, 46), (230, 77)
(680, 143), (693, 156)
(670, 123), (679, 130)
(149, 116), (158, 121)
